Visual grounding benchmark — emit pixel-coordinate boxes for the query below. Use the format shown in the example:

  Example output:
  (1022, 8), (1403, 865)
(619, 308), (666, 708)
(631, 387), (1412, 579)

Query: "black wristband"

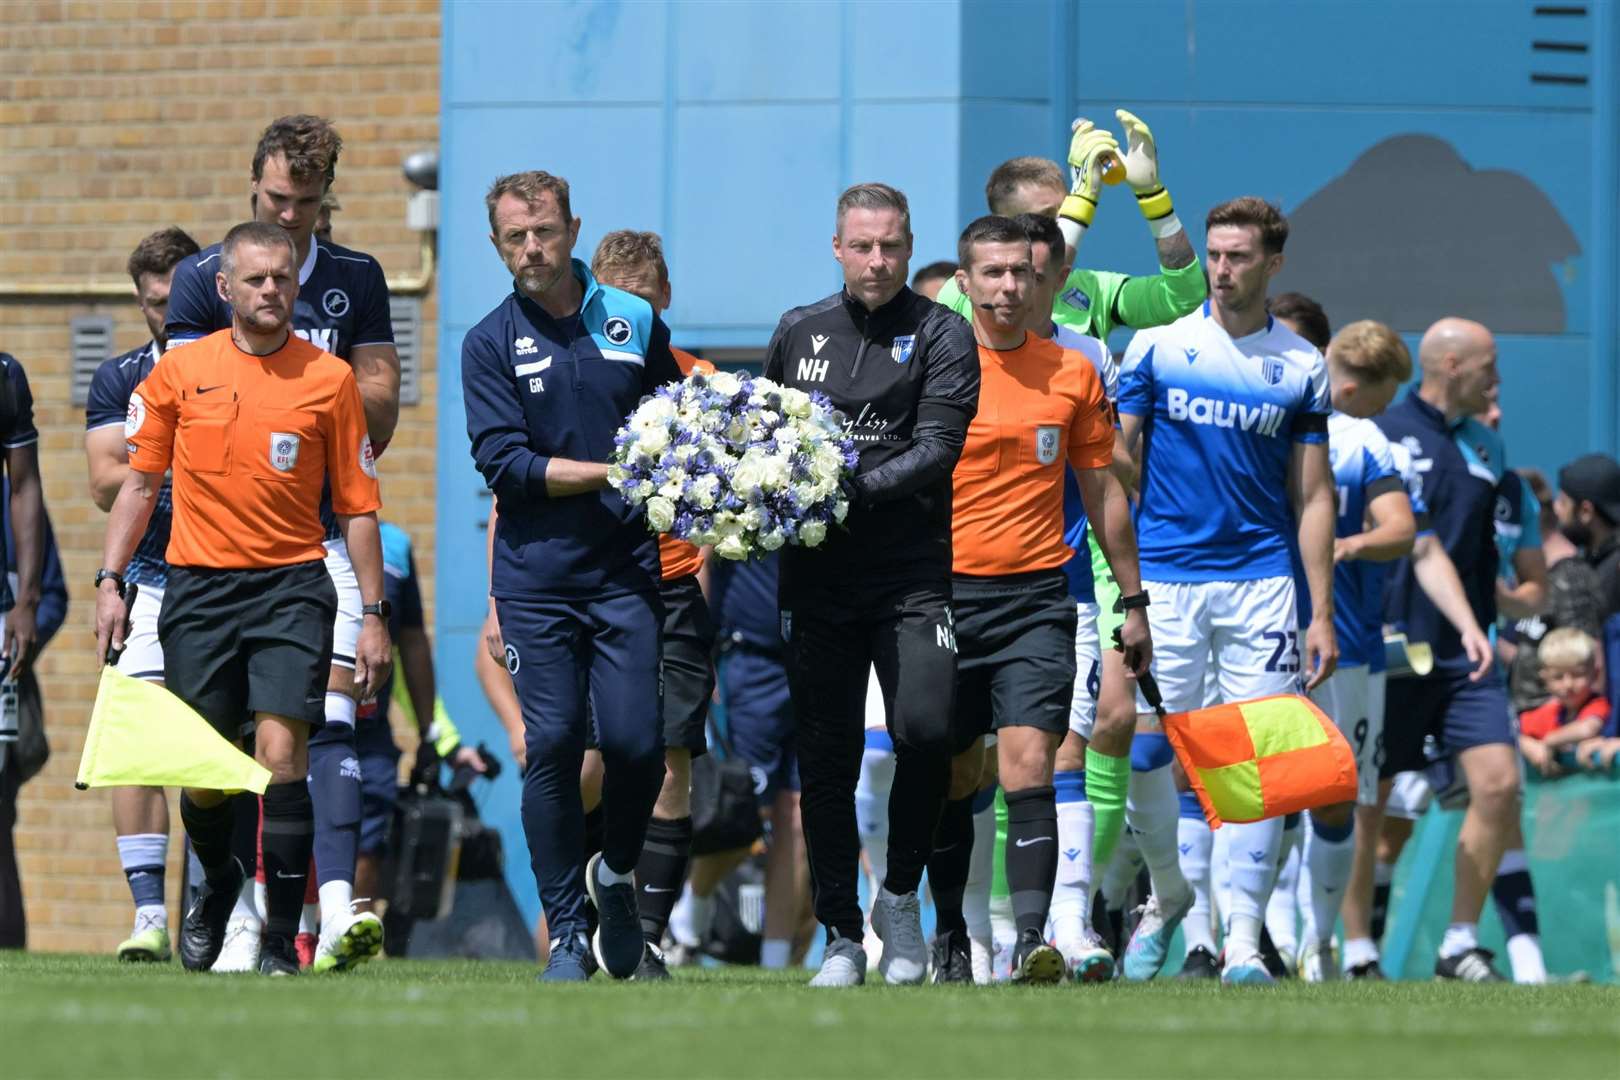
(94, 568), (126, 598)
(1114, 591), (1150, 613)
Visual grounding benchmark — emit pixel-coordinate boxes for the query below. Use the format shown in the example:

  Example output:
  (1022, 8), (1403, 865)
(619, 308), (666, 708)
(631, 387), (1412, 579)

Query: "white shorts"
(1068, 601), (1102, 739)
(1310, 664), (1385, 806)
(325, 538), (362, 670)
(1138, 576), (1302, 714)
(115, 583), (166, 681)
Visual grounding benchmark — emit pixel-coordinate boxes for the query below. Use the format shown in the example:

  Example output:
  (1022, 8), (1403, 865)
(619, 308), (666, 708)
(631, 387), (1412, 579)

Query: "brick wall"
(0, 0), (441, 952)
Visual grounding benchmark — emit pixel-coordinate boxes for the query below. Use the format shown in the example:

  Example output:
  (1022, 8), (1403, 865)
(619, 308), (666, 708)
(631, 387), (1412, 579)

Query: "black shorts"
(950, 570), (1077, 754)
(586, 575), (713, 757)
(1381, 662), (1516, 778)
(160, 561), (336, 740)
(659, 574), (715, 758)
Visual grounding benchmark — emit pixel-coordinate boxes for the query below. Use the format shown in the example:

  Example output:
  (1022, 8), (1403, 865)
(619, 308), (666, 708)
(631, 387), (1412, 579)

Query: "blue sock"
(1309, 814), (1354, 843)
(1053, 770), (1086, 804)
(116, 833), (167, 911)
(1178, 789), (1204, 820)
(308, 712), (361, 888)
(1130, 732), (1174, 772)
(1491, 848), (1540, 939)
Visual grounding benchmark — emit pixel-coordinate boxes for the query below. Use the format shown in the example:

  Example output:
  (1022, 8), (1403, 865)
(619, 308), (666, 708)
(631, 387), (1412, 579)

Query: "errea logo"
(515, 336), (539, 356)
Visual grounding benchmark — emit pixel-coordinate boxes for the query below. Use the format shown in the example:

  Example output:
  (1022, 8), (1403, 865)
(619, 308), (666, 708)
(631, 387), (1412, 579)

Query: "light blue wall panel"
(444, 0), (667, 105)
(850, 0), (963, 100)
(675, 1), (842, 101)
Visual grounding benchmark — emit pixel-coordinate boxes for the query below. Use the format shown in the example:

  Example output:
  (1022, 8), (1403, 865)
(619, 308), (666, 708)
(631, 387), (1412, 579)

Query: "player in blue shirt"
(1373, 317), (1529, 982)
(83, 227), (200, 965)
(462, 171), (682, 981)
(163, 116), (398, 972)
(1114, 198), (1337, 986)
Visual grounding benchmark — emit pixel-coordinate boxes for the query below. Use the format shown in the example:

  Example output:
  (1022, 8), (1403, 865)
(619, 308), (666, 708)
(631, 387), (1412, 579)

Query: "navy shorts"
(720, 647), (798, 800)
(1381, 662), (1515, 779)
(355, 718), (401, 855)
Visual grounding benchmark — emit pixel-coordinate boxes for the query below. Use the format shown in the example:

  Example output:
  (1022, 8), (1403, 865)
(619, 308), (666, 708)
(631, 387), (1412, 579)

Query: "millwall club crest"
(269, 432), (300, 472)
(1262, 357), (1284, 385)
(890, 335), (916, 364)
(1035, 425), (1061, 465)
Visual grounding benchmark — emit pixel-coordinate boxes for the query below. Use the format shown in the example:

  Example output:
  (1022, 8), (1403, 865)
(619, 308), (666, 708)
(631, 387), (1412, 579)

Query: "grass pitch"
(2, 953), (1616, 1079)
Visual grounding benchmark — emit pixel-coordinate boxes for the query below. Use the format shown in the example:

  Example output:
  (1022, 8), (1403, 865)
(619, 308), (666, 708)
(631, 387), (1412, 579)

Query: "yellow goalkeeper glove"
(1059, 118), (1122, 230)
(1115, 109), (1177, 230)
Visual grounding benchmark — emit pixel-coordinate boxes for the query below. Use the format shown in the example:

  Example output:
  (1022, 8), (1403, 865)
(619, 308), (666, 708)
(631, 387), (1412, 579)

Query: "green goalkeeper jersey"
(933, 258), (1206, 340)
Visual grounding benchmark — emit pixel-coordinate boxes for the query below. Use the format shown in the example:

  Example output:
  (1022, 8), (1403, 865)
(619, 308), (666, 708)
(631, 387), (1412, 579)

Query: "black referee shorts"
(160, 560), (336, 740)
(950, 570), (1077, 755)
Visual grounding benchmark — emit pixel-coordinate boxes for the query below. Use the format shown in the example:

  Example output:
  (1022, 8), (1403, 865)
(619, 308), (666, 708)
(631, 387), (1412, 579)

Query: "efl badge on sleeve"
(269, 432), (300, 472)
(359, 434), (377, 478)
(124, 393), (146, 438)
(890, 335), (916, 364)
(1035, 425), (1061, 465)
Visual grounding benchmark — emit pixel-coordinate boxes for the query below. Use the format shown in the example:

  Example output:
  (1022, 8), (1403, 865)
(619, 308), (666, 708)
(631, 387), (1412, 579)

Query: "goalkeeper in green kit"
(930, 111), (1204, 979)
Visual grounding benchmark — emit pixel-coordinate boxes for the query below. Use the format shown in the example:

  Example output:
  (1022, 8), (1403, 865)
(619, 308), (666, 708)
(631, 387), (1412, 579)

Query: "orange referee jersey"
(952, 332), (1112, 577)
(126, 329), (381, 569)
(658, 346), (715, 582)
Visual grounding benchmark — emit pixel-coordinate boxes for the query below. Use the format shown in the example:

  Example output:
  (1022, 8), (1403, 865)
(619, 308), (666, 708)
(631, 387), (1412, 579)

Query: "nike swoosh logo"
(642, 885), (674, 893)
(1014, 837), (1053, 848)
(274, 871), (304, 880)
(196, 384), (225, 395)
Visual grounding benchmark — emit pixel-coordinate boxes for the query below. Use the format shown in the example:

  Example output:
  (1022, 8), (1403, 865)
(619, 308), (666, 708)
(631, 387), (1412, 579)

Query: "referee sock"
(178, 793), (236, 884)
(1003, 786), (1058, 940)
(1084, 747), (1130, 872)
(261, 781), (315, 939)
(926, 794), (975, 937)
(636, 815), (692, 945)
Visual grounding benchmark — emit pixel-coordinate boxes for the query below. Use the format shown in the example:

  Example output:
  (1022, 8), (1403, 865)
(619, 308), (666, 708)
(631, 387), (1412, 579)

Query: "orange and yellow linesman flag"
(75, 666), (271, 794)
(1160, 694), (1357, 828)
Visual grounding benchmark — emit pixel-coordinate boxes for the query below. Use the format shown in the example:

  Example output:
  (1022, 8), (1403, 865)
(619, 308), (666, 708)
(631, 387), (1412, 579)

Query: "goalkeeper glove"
(1059, 118), (1122, 231)
(1115, 109), (1179, 236)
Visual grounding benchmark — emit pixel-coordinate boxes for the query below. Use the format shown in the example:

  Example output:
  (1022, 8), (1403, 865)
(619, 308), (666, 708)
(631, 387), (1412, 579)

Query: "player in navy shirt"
(462, 171), (681, 981)
(163, 116), (399, 971)
(1374, 318), (1526, 982)
(84, 227), (200, 965)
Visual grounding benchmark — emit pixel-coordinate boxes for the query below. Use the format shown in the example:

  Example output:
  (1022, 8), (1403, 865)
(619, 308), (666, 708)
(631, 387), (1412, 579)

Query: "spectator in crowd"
(1517, 628), (1610, 777)
(909, 260), (957, 300)
(1503, 470), (1604, 715)
(0, 483), (67, 949)
(1553, 453), (1620, 619)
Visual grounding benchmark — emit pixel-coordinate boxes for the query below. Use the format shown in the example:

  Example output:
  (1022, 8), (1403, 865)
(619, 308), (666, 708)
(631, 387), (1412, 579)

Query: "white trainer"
(1299, 941), (1337, 983)
(312, 909), (383, 974)
(871, 888), (928, 985)
(211, 916), (262, 973)
(968, 932), (993, 985)
(809, 934), (867, 987)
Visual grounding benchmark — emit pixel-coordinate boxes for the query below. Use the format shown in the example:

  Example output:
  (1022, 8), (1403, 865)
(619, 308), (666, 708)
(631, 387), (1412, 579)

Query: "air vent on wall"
(390, 296), (421, 405)
(1530, 4), (1591, 86)
(69, 315), (116, 407)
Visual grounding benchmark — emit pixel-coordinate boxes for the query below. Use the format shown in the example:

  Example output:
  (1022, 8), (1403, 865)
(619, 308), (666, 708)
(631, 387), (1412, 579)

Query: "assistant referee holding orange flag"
(94, 220), (391, 977)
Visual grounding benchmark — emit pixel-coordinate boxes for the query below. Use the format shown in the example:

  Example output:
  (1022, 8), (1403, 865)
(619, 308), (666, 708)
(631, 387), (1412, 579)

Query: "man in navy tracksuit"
(461, 171), (682, 981)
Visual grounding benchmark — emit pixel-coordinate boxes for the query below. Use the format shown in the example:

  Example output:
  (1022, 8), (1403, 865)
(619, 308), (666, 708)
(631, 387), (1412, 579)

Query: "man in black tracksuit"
(764, 183), (979, 986)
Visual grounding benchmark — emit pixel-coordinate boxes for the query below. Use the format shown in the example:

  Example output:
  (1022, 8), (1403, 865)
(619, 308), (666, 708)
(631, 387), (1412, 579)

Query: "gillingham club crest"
(890, 335), (915, 364)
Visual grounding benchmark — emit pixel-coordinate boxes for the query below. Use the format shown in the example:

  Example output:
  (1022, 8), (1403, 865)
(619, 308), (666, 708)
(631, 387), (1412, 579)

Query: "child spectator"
(1518, 628), (1610, 777)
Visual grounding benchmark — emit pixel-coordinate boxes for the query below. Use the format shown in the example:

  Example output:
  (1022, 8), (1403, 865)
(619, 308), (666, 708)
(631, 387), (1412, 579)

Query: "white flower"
(800, 520), (827, 547)
(731, 454), (766, 495)
(833, 499), (848, 523)
(635, 423), (671, 456)
(709, 371), (741, 396)
(691, 474), (720, 509)
(780, 388), (813, 418)
(645, 496), (676, 533)
(758, 528), (786, 551)
(715, 534), (749, 560)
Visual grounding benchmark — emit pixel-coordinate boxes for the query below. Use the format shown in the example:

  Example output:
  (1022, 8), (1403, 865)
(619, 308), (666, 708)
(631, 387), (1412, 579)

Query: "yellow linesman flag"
(1161, 694), (1357, 828)
(75, 667), (271, 794)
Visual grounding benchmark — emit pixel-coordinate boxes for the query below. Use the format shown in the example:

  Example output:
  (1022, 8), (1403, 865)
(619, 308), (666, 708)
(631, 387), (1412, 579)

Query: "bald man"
(1372, 318), (1521, 982)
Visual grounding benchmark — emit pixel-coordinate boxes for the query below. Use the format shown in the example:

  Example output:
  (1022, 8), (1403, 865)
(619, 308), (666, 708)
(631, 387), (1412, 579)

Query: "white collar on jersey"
(298, 237), (319, 286)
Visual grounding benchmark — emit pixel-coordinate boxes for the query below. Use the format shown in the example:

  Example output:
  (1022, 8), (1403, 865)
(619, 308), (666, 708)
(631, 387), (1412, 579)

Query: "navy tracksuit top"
(462, 260), (683, 601)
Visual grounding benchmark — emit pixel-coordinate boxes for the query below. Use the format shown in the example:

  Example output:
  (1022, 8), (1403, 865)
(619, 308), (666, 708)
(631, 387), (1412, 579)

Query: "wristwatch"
(362, 600), (392, 619)
(1114, 591), (1151, 613)
(95, 568), (126, 597)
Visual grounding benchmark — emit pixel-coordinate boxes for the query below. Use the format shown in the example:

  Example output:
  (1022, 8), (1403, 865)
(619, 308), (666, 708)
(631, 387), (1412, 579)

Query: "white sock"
(1126, 765), (1190, 908)
(1342, 936), (1379, 970)
(324, 690), (357, 726)
(1506, 933), (1547, 985)
(855, 744), (894, 906)
(117, 833), (170, 931)
(597, 861), (633, 886)
(229, 880), (262, 925)
(1439, 921), (1478, 959)
(1223, 817), (1284, 963)
(964, 795), (996, 944)
(1211, 822), (1232, 922)
(1304, 819), (1355, 948)
(759, 938), (791, 969)
(1051, 797), (1094, 943)
(668, 883), (702, 948)
(318, 880), (354, 934)
(300, 902), (319, 936)
(1177, 816), (1216, 954)
(1266, 825), (1302, 957)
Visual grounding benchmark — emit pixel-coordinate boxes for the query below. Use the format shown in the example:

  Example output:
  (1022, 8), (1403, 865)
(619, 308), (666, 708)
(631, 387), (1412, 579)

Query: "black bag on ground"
(689, 751), (761, 856)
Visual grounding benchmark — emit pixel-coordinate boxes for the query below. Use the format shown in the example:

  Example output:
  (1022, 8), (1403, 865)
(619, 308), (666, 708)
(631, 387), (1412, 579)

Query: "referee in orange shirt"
(94, 221), (392, 977)
(927, 216), (1152, 984)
